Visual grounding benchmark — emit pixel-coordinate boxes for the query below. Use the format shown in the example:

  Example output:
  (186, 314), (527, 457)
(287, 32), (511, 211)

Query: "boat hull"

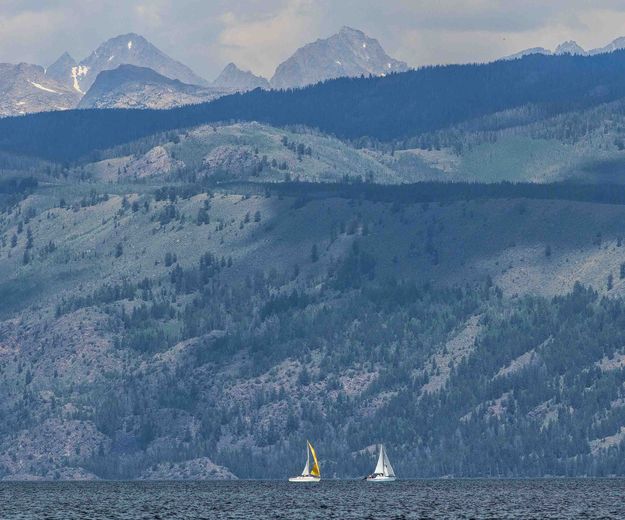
(289, 475), (321, 483)
(366, 476), (396, 482)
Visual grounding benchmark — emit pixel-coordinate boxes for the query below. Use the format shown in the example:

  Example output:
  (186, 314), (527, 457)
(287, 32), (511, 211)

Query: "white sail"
(382, 445), (395, 477)
(374, 444), (385, 474)
(301, 447), (310, 475)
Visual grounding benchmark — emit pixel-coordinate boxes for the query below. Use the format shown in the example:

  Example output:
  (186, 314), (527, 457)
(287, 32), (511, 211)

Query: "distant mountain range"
(7, 30), (625, 118)
(504, 36), (625, 60)
(0, 27), (407, 116)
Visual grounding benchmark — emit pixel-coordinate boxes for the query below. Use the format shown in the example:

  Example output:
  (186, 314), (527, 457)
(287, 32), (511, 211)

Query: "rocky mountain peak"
(270, 27), (409, 90)
(212, 63), (269, 91)
(45, 52), (77, 90)
(75, 33), (208, 93)
(554, 40), (586, 56)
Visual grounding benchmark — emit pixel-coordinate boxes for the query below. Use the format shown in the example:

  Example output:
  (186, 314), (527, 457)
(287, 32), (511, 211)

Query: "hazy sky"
(3, 0), (625, 80)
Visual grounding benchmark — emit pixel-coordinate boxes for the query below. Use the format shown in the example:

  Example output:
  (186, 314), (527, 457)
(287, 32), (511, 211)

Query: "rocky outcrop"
(123, 145), (184, 178)
(202, 145), (260, 177)
(0, 419), (110, 480)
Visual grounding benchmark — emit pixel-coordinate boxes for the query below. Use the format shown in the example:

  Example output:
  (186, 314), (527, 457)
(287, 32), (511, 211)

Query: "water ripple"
(1, 479), (624, 519)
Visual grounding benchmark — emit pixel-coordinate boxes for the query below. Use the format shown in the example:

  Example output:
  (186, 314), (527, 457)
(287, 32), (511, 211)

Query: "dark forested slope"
(5, 51), (625, 161)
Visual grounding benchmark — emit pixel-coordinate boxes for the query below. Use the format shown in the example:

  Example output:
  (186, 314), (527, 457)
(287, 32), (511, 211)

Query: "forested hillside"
(5, 51), (625, 162)
(4, 120), (625, 479)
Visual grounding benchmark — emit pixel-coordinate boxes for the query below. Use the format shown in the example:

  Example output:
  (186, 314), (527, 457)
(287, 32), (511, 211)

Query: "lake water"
(1, 479), (625, 519)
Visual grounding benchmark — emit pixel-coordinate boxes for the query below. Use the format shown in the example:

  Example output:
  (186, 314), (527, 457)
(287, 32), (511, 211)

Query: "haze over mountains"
(0, 27), (408, 116)
(6, 29), (625, 117)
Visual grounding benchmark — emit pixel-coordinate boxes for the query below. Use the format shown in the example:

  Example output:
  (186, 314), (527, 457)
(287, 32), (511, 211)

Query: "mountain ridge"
(505, 35), (625, 60)
(79, 64), (227, 110)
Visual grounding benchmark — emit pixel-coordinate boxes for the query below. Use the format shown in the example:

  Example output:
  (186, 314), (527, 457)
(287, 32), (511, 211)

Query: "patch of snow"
(29, 81), (58, 94)
(128, 41), (133, 50)
(387, 63), (391, 69)
(362, 43), (367, 48)
(335, 60), (342, 65)
(107, 55), (115, 62)
(16, 101), (26, 106)
(71, 65), (89, 94)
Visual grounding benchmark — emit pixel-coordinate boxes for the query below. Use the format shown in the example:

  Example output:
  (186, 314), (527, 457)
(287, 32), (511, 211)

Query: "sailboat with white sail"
(366, 444), (396, 482)
(289, 440), (321, 482)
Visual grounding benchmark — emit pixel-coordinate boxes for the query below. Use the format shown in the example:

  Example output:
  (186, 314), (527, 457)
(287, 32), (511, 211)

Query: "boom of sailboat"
(288, 441), (397, 482)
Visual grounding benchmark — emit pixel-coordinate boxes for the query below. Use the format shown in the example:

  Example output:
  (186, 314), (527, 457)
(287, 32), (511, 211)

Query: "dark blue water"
(1, 479), (624, 519)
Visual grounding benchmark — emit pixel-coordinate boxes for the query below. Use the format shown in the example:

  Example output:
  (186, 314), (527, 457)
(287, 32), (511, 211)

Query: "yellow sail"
(308, 441), (320, 477)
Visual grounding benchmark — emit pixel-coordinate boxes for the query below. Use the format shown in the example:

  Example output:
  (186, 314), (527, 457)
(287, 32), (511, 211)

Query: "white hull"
(289, 475), (320, 482)
(366, 476), (396, 482)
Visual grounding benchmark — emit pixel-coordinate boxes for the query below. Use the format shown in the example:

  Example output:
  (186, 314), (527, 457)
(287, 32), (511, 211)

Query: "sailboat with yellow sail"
(289, 440), (321, 482)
